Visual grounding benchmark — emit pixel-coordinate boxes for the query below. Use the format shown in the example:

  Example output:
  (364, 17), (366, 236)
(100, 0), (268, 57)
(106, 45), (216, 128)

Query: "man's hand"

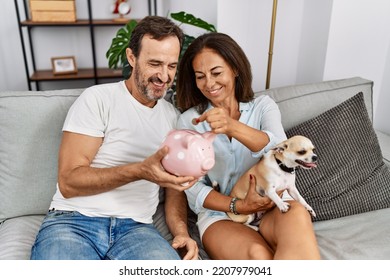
(171, 234), (199, 260)
(140, 146), (197, 191)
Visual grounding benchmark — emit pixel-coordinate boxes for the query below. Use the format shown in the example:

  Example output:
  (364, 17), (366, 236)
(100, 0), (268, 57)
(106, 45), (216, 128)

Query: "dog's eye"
(297, 150), (306, 155)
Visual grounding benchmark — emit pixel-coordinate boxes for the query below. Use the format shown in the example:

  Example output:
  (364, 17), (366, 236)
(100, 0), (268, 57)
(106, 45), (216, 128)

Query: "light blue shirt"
(176, 95), (286, 217)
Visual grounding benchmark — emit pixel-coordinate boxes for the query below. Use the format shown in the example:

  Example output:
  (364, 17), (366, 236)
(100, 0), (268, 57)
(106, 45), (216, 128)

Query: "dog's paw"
(308, 210), (316, 218)
(247, 225), (259, 231)
(246, 214), (256, 224)
(212, 180), (220, 192)
(279, 202), (291, 213)
(305, 206), (316, 218)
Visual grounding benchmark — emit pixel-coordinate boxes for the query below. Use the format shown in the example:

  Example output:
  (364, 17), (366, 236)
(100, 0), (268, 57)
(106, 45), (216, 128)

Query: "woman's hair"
(128, 16), (184, 71)
(176, 32), (254, 113)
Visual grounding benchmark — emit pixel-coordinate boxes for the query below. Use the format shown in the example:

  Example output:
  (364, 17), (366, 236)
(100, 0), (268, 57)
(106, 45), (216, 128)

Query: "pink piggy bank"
(161, 129), (216, 178)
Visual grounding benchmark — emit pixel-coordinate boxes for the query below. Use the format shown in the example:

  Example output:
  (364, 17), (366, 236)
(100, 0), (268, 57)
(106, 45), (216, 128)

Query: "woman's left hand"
(238, 174), (276, 214)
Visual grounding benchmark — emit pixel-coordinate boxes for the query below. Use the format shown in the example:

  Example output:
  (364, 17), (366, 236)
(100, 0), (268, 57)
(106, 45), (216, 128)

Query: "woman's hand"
(196, 107), (270, 152)
(196, 107), (237, 136)
(236, 174), (281, 214)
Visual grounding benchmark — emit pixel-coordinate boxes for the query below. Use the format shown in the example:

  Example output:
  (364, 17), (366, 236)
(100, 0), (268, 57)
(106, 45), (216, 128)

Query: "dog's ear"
(273, 143), (287, 153)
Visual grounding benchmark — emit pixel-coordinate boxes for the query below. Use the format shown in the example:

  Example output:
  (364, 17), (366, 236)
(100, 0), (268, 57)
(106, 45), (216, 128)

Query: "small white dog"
(227, 135), (317, 228)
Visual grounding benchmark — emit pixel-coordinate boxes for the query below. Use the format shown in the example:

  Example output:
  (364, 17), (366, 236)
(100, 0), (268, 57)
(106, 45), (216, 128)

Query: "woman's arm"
(196, 97), (285, 153)
(203, 175), (276, 214)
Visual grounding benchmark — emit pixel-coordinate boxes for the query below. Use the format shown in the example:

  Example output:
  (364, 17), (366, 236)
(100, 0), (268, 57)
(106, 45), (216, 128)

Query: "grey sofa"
(1, 77), (389, 260)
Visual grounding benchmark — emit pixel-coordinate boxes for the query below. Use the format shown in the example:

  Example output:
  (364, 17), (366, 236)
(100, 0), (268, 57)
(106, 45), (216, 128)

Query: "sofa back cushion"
(285, 92), (390, 221)
(0, 89), (83, 221)
(257, 77), (373, 130)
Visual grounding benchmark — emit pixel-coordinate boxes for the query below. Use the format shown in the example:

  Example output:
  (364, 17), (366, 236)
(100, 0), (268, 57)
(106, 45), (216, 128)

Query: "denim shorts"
(197, 210), (230, 241)
(30, 210), (180, 260)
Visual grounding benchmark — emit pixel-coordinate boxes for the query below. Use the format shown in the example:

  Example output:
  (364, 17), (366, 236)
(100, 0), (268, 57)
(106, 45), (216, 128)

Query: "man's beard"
(133, 64), (171, 101)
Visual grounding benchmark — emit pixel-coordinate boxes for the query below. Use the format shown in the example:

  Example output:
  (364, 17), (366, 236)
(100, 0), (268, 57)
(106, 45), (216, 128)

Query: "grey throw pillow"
(286, 92), (390, 221)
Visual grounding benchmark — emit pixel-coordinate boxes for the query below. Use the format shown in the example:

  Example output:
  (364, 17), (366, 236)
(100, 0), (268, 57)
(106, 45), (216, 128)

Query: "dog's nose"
(312, 155), (318, 162)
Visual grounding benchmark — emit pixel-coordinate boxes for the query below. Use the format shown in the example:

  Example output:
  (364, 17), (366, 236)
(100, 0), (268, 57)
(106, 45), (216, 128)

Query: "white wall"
(323, 0), (390, 133)
(217, 0), (276, 92)
(0, 0), (27, 91)
(1, 0), (389, 133)
(217, 0), (390, 134)
(296, 0), (333, 84)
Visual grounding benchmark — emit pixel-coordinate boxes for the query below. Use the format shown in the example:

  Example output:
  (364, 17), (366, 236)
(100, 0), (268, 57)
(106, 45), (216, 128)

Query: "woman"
(175, 32), (320, 260)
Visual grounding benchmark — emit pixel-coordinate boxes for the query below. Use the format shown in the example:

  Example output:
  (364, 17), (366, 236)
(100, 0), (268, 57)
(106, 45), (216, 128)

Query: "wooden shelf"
(92, 18), (139, 26)
(14, 0), (147, 90)
(20, 18), (139, 27)
(30, 68), (123, 81)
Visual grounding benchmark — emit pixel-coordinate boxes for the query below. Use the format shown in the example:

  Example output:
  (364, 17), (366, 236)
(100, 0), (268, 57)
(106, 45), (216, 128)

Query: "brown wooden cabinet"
(14, 0), (153, 90)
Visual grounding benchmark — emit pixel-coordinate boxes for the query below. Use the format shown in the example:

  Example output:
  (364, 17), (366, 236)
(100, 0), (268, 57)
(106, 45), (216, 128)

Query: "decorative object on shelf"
(51, 56), (77, 75)
(111, 0), (131, 23)
(106, 12), (217, 81)
(29, 0), (76, 22)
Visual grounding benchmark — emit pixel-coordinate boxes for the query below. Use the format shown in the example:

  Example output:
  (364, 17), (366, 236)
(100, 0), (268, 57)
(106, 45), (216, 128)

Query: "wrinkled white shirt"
(50, 81), (179, 223)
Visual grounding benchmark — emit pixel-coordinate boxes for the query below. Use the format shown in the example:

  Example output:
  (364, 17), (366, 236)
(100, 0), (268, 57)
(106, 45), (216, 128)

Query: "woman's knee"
(247, 243), (274, 260)
(262, 202), (314, 240)
(203, 220), (274, 260)
(291, 202), (313, 220)
(277, 202), (313, 223)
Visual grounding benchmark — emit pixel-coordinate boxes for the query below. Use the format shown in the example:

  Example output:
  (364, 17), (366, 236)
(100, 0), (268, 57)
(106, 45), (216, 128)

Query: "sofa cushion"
(0, 90), (83, 222)
(263, 77), (374, 130)
(376, 130), (390, 166)
(0, 215), (44, 260)
(314, 207), (390, 259)
(286, 92), (390, 221)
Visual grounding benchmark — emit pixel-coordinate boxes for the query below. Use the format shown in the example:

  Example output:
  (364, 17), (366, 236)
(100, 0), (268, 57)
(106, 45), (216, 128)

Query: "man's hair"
(128, 16), (184, 61)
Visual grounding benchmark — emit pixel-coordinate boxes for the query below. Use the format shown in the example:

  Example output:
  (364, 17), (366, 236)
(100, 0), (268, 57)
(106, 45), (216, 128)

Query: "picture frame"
(51, 56), (77, 75)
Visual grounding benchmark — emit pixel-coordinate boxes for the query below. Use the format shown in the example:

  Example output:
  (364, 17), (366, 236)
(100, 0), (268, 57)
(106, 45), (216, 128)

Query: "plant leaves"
(106, 19), (138, 69)
(180, 34), (195, 59)
(106, 12), (217, 79)
(171, 12), (217, 32)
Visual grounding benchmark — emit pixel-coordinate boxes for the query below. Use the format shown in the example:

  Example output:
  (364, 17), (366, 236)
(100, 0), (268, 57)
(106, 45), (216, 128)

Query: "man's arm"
(58, 131), (196, 198)
(165, 188), (199, 260)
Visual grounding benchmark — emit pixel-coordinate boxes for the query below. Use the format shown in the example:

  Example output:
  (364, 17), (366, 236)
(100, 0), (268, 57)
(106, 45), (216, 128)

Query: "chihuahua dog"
(227, 135), (317, 228)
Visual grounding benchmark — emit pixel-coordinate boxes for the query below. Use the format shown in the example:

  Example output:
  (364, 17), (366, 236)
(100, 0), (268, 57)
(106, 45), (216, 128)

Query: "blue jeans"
(30, 210), (180, 260)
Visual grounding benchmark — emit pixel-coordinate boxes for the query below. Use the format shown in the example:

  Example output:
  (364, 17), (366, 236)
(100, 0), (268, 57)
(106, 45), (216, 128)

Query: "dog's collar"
(275, 157), (296, 174)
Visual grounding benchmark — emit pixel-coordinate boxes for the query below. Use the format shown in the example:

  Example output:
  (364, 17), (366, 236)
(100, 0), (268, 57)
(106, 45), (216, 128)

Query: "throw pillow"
(286, 92), (390, 221)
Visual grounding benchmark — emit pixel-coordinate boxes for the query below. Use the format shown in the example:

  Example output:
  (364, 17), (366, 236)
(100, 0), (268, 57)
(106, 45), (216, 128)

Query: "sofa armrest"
(376, 130), (390, 167)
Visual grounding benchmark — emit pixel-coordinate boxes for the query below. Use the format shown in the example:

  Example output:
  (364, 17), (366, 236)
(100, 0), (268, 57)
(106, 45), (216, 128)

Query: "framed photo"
(51, 56), (77, 75)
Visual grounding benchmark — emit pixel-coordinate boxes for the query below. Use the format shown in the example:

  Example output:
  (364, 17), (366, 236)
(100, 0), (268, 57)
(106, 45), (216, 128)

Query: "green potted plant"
(106, 12), (217, 80)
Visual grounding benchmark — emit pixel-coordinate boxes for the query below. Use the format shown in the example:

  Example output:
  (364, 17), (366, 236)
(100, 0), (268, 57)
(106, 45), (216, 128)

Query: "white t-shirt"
(50, 81), (179, 223)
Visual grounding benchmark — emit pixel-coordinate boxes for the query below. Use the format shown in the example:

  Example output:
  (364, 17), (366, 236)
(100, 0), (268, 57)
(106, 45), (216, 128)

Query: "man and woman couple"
(30, 16), (320, 260)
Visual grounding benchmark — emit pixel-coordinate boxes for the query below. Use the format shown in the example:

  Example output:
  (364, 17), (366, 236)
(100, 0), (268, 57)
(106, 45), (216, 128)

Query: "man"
(30, 16), (198, 260)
